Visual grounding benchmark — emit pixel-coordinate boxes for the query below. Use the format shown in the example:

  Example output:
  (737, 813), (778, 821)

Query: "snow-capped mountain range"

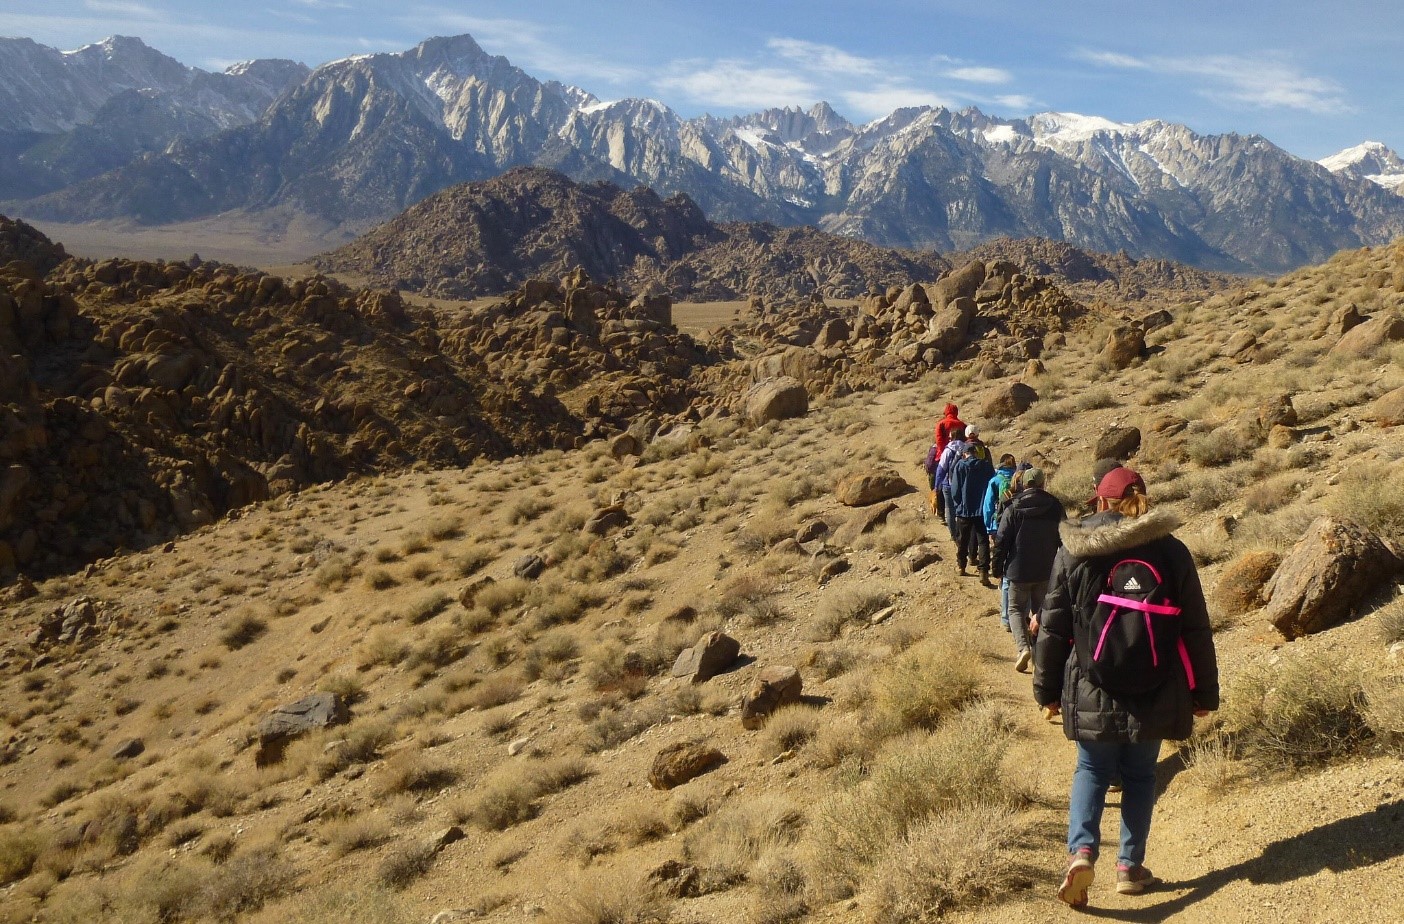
(3, 32), (1403, 274)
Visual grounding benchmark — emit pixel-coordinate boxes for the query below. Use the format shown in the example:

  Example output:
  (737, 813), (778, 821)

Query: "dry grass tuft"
(869, 636), (983, 736)
(1221, 651), (1373, 767)
(864, 804), (1025, 923)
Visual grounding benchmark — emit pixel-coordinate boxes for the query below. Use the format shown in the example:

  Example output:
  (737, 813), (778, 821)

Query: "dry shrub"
(477, 578), (530, 616)
(463, 757), (591, 831)
(1379, 595), (1404, 645)
(268, 884), (410, 924)
(1329, 462), (1404, 546)
(1221, 651), (1373, 767)
(374, 750), (460, 796)
(801, 645), (859, 681)
(1363, 672), (1404, 750)
(0, 827), (43, 885)
(810, 586), (894, 640)
(376, 840), (437, 890)
(1048, 458), (1094, 509)
(1180, 730), (1245, 797)
(219, 612), (267, 650)
(867, 516), (927, 555)
(463, 672), (524, 710)
(398, 591), (451, 625)
(683, 794), (805, 889)
(763, 705), (822, 756)
(1243, 472), (1304, 514)
(870, 636), (982, 736)
(582, 699), (667, 752)
(864, 804), (1023, 923)
(801, 702), (1026, 900)
(322, 816), (390, 857)
(542, 866), (666, 924)
(1180, 470), (1237, 513)
(715, 571), (784, 625)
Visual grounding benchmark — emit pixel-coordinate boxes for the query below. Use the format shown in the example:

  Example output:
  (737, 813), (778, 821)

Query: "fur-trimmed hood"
(1058, 507), (1181, 558)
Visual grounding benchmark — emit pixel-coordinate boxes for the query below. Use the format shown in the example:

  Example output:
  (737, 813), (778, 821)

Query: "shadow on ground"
(1078, 799), (1404, 922)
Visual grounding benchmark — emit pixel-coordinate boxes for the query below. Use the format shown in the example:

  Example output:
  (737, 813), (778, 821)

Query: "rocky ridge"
(314, 168), (951, 301)
(0, 216), (719, 579)
(8, 34), (1404, 274)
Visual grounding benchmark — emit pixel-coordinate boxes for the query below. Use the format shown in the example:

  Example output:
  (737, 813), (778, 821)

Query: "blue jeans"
(1008, 580), (1045, 655)
(1068, 739), (1161, 867)
(942, 487), (958, 540)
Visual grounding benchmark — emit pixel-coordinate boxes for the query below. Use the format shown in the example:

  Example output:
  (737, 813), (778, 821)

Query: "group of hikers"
(922, 402), (1220, 910)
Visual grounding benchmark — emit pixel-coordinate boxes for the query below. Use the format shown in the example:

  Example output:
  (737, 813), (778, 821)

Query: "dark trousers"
(955, 517), (989, 574)
(943, 488), (959, 540)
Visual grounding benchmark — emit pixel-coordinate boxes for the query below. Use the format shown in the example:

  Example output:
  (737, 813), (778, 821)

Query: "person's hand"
(1041, 703), (1060, 721)
(1028, 618), (1040, 635)
(1193, 708), (1211, 718)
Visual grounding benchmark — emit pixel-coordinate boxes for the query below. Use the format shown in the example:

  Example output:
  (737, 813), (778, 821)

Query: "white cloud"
(1078, 50), (1148, 70)
(766, 38), (882, 77)
(842, 85), (956, 120)
(293, 0), (353, 8)
(658, 60), (818, 110)
(994, 94), (1038, 111)
(944, 66), (1012, 85)
(83, 0), (158, 15)
(1079, 49), (1348, 113)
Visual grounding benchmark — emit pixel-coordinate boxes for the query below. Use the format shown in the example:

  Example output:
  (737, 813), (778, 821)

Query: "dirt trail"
(860, 388), (1404, 924)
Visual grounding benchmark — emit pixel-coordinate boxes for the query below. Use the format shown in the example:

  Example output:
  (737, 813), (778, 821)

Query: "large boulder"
(1330, 312), (1404, 359)
(1258, 395), (1298, 431)
(922, 297), (976, 354)
(1265, 517), (1402, 639)
(254, 692), (349, 766)
(648, 740), (726, 790)
(1368, 385), (1404, 427)
(832, 501), (897, 548)
(1094, 427), (1142, 462)
(745, 376), (809, 426)
(981, 382), (1038, 420)
(670, 631), (741, 683)
(1100, 326), (1145, 369)
(835, 468), (912, 506)
(927, 261), (986, 310)
(740, 666), (804, 730)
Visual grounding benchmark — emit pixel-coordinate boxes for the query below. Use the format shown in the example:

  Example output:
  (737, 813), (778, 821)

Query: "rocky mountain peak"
(1320, 141), (1404, 193)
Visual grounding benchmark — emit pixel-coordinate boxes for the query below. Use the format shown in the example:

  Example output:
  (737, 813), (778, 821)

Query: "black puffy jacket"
(1032, 508), (1220, 743)
(995, 487), (1065, 583)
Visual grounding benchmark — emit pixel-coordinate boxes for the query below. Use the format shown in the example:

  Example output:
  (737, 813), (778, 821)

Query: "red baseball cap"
(1096, 467), (1146, 499)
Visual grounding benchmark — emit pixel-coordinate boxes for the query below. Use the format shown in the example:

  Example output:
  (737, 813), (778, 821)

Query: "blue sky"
(6, 1), (1403, 161)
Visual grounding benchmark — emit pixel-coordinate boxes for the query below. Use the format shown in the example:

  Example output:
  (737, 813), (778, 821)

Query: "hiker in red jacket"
(933, 404), (965, 520)
(934, 403), (964, 456)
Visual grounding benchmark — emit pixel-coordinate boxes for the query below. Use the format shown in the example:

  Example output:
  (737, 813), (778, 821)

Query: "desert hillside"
(0, 232), (1403, 924)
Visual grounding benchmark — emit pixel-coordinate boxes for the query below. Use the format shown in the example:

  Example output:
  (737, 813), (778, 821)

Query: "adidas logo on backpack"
(1074, 555), (1197, 696)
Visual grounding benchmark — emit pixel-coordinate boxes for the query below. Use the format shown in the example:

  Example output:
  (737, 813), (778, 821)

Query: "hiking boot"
(1058, 848), (1095, 907)
(1115, 864), (1159, 895)
(1015, 649), (1032, 673)
(979, 573), (993, 587)
(957, 565), (969, 576)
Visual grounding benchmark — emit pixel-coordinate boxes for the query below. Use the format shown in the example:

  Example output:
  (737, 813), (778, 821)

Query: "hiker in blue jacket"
(949, 438), (996, 584)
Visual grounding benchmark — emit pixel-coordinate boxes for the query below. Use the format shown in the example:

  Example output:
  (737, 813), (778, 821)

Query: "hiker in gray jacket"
(994, 466), (1064, 672)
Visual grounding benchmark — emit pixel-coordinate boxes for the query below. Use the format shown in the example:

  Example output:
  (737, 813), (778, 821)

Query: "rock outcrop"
(1265, 517), (1402, 639)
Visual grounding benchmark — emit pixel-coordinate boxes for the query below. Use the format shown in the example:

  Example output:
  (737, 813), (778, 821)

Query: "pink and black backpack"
(1074, 552), (1196, 696)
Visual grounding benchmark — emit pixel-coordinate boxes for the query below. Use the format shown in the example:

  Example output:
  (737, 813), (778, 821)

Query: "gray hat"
(1023, 467), (1046, 488)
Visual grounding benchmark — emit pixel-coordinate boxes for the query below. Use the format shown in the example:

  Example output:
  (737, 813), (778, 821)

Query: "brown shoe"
(1115, 864), (1159, 895)
(1058, 848), (1095, 907)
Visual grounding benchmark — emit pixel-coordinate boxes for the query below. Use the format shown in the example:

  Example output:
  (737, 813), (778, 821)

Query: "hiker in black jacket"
(1033, 466), (1219, 909)
(994, 466), (1064, 672)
